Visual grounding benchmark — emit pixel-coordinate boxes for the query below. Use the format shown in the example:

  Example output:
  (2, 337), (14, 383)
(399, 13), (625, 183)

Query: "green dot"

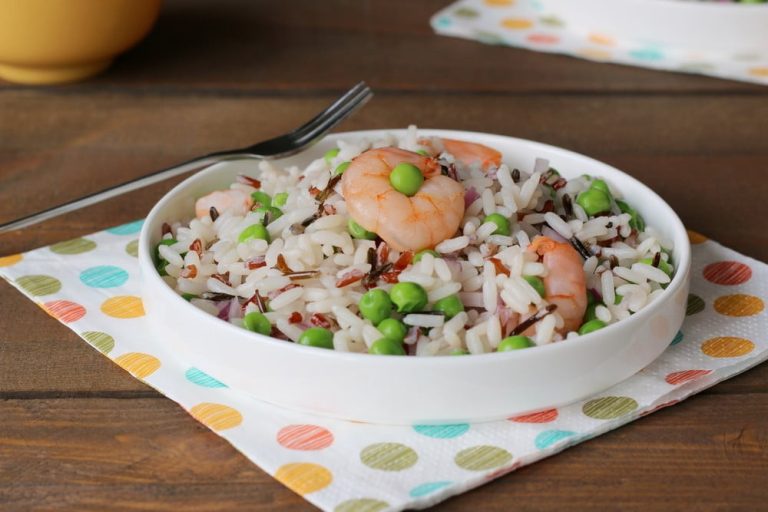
(348, 218), (377, 240)
(686, 294), (705, 316)
(334, 499), (390, 512)
(454, 445), (512, 471)
(335, 161), (351, 175)
(377, 318), (407, 343)
(273, 192), (288, 207)
(433, 295), (464, 319)
(483, 213), (511, 236)
(578, 319), (606, 335)
(454, 7), (479, 17)
(498, 335), (534, 351)
(324, 148), (340, 164)
(582, 396), (638, 419)
(50, 238), (97, 255)
(250, 191), (272, 208)
(523, 275), (545, 297)
(125, 239), (139, 257)
(298, 327), (334, 349)
(576, 188), (611, 217)
(389, 162), (424, 197)
(81, 331), (115, 354)
(369, 338), (406, 355)
(243, 311), (271, 335)
(238, 224), (270, 243)
(413, 249), (440, 263)
(15, 275), (62, 296)
(360, 443), (418, 471)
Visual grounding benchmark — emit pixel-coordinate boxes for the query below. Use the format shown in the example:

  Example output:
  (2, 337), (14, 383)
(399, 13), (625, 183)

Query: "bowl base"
(0, 59), (112, 85)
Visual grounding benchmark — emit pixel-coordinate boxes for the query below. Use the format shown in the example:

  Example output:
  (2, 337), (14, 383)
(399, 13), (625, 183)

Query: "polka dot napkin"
(431, 0), (768, 86)
(1, 221), (766, 512)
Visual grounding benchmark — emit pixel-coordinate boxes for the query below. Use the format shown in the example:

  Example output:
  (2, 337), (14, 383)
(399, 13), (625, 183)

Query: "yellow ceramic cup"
(0, 0), (162, 85)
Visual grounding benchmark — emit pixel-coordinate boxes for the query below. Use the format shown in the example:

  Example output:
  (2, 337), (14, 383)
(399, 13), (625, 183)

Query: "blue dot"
(413, 423), (470, 439)
(107, 219), (144, 235)
(185, 367), (227, 388)
(629, 48), (664, 61)
(670, 330), (684, 346)
(435, 16), (452, 28)
(79, 265), (129, 288)
(409, 481), (452, 498)
(534, 430), (576, 449)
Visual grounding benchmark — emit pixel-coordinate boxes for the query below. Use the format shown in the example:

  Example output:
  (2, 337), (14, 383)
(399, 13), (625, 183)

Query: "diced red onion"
(542, 225), (568, 243)
(464, 187), (480, 208)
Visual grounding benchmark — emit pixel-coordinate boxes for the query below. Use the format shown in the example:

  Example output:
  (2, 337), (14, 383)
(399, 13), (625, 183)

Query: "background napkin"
(1, 222), (766, 512)
(431, 0), (768, 86)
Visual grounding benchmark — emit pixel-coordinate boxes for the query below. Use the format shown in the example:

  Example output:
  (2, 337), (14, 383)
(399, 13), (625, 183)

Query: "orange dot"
(527, 33), (560, 45)
(703, 261), (752, 285)
(714, 294), (764, 317)
(101, 296), (145, 318)
(189, 403), (243, 431)
(578, 48), (612, 61)
(687, 230), (707, 244)
(0, 253), (22, 267)
(274, 463), (332, 495)
(43, 300), (86, 323)
(501, 17), (533, 30)
(485, 0), (515, 5)
(749, 67), (768, 78)
(114, 352), (161, 379)
(277, 424), (334, 450)
(701, 337), (754, 358)
(588, 33), (615, 46)
(665, 369), (711, 385)
(509, 408), (558, 423)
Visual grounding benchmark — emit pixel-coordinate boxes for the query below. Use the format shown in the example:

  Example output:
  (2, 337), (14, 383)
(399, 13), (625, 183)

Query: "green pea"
(238, 224), (270, 243)
(498, 335), (534, 351)
(334, 161), (351, 175)
(614, 293), (623, 305)
(324, 148), (340, 164)
(181, 293), (197, 302)
(450, 348), (469, 355)
(590, 178), (610, 195)
(377, 318), (407, 342)
(586, 289), (597, 305)
(640, 257), (673, 276)
(347, 218), (377, 240)
(155, 238), (177, 276)
(483, 213), (511, 236)
(523, 275), (545, 297)
(576, 188), (612, 217)
(389, 162), (424, 197)
(413, 249), (440, 263)
(369, 338), (406, 355)
(615, 199), (646, 231)
(273, 192), (288, 207)
(298, 327), (334, 349)
(389, 282), (428, 313)
(415, 149), (430, 157)
(433, 295), (464, 319)
(243, 311), (271, 335)
(250, 191), (272, 208)
(578, 319), (607, 335)
(359, 289), (393, 325)
(584, 303), (598, 322)
(253, 206), (283, 225)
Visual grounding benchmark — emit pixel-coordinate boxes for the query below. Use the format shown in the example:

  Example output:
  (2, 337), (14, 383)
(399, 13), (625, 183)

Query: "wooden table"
(2, 1), (767, 509)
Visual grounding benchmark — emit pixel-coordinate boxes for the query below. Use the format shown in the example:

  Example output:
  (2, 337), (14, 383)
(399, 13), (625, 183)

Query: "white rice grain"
(428, 282), (462, 302)
(631, 262), (671, 284)
(544, 212), (573, 239)
(436, 236), (470, 254)
(600, 270), (615, 306)
(269, 286), (304, 310)
(535, 314), (557, 345)
(403, 314), (445, 328)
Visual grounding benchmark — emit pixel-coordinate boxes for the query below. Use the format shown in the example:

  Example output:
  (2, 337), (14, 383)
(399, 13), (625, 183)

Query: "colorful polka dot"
(189, 403), (243, 431)
(679, 62), (716, 73)
(670, 330), (684, 346)
(274, 463), (332, 496)
(434, 16), (452, 29)
(185, 367), (227, 388)
(686, 294), (705, 316)
(485, 0), (515, 5)
(125, 239), (139, 257)
(44, 300), (86, 323)
(80, 265), (129, 288)
(588, 33), (615, 46)
(334, 498), (389, 512)
(49, 238), (97, 255)
(701, 337), (754, 358)
(687, 230), (707, 244)
(526, 33), (559, 45)
(501, 17), (533, 29)
(703, 261), (752, 285)
(101, 296), (144, 318)
(409, 481), (453, 498)
(454, 7), (479, 18)
(713, 294), (764, 317)
(539, 15), (564, 27)
(749, 67), (768, 78)
(474, 30), (505, 45)
(277, 424), (334, 450)
(510, 408), (558, 423)
(412, 423), (469, 439)
(534, 430), (576, 449)
(0, 253), (22, 267)
(360, 443), (418, 471)
(582, 396), (638, 420)
(107, 219), (144, 235)
(455, 445), (512, 471)
(114, 352), (161, 379)
(81, 331), (115, 354)
(665, 369), (711, 385)
(630, 48), (664, 61)
(578, 48), (612, 61)
(16, 275), (61, 296)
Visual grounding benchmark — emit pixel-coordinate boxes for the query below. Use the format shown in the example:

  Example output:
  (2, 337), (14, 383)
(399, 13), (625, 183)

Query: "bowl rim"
(546, 0), (768, 10)
(138, 128), (692, 367)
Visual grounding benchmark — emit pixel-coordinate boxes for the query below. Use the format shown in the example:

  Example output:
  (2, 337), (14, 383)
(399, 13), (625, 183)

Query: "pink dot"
(509, 408), (558, 423)
(277, 424), (334, 451)
(44, 300), (86, 323)
(703, 261), (752, 285)
(526, 33), (560, 44)
(665, 369), (711, 385)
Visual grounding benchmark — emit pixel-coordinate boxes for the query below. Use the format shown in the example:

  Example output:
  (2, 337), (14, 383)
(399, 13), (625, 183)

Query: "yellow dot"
(0, 253), (22, 267)
(114, 352), (161, 379)
(749, 67), (768, 78)
(578, 48), (612, 61)
(501, 17), (533, 30)
(588, 33), (616, 46)
(687, 230), (707, 244)
(101, 296), (145, 318)
(714, 295), (764, 317)
(189, 403), (243, 431)
(485, 0), (515, 5)
(701, 337), (755, 358)
(274, 463), (332, 496)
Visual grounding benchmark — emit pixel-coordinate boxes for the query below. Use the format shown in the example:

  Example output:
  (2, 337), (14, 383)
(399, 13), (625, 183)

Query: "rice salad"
(154, 127), (675, 356)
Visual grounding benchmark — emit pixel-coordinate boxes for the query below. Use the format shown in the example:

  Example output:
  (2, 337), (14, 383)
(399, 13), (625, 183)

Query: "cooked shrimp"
(341, 147), (465, 252)
(195, 189), (253, 219)
(528, 235), (587, 334)
(421, 138), (502, 171)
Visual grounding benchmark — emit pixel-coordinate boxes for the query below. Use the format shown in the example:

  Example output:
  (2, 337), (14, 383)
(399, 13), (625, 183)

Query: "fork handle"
(0, 151), (247, 234)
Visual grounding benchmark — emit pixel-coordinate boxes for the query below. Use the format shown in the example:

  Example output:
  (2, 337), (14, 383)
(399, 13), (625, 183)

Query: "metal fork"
(0, 81), (373, 234)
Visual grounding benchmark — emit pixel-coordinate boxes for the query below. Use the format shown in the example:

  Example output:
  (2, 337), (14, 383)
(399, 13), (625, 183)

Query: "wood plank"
(1, 394), (766, 510)
(0, 0), (763, 95)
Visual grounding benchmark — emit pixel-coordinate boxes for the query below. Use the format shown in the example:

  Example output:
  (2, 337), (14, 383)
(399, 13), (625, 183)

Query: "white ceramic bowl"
(543, 0), (768, 55)
(138, 130), (691, 425)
